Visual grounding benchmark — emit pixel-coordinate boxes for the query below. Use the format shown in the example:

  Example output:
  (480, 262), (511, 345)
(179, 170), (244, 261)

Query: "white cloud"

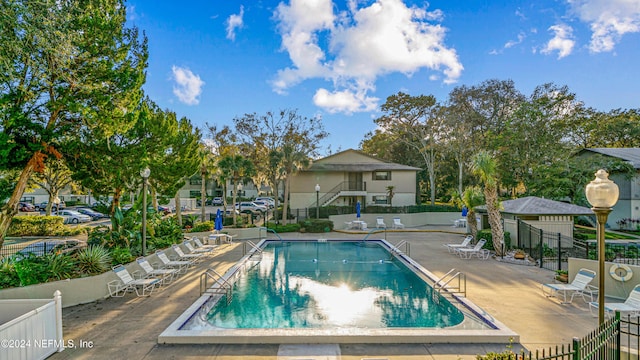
(542, 24), (575, 58)
(272, 0), (463, 113)
(226, 6), (245, 41)
(171, 66), (205, 105)
(504, 32), (526, 48)
(567, 0), (640, 52)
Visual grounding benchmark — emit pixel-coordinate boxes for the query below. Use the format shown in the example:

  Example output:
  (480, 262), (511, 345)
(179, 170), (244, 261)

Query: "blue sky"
(126, 0), (640, 153)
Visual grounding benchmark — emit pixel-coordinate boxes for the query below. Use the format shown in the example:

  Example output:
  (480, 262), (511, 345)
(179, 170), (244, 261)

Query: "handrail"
(259, 227), (282, 241)
(434, 268), (466, 296)
(391, 240), (410, 256)
(311, 181), (365, 207)
(199, 268), (233, 303)
(243, 240), (263, 256)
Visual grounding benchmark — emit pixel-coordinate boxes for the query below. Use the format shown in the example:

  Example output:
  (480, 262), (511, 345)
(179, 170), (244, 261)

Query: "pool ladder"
(200, 268), (233, 305)
(391, 240), (410, 256)
(243, 240), (263, 260)
(434, 268), (466, 297)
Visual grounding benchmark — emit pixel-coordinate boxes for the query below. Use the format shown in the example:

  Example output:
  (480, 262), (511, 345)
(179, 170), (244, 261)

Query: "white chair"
(108, 264), (160, 297)
(542, 268), (597, 304)
(444, 235), (473, 253)
(193, 237), (217, 250)
(156, 250), (192, 274)
(134, 257), (178, 285)
(183, 240), (214, 254)
(376, 217), (386, 229)
(457, 239), (490, 259)
(589, 284), (640, 317)
(172, 244), (204, 262)
(392, 217), (404, 229)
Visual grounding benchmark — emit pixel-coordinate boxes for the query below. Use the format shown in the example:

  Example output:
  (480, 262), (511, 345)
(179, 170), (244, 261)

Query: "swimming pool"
(159, 239), (518, 344)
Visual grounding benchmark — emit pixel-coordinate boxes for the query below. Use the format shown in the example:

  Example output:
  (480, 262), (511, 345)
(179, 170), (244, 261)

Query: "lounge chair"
(392, 217), (405, 229)
(458, 239), (490, 259)
(183, 240), (214, 254)
(589, 284), (640, 317)
(193, 237), (217, 250)
(108, 264), (160, 297)
(541, 268), (597, 304)
(135, 257), (178, 285)
(156, 250), (192, 274)
(376, 217), (386, 229)
(444, 235), (473, 253)
(172, 244), (204, 262)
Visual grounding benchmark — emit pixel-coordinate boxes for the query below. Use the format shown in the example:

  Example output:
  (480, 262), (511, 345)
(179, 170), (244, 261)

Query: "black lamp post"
(140, 167), (150, 256)
(585, 169), (619, 325)
(315, 184), (320, 219)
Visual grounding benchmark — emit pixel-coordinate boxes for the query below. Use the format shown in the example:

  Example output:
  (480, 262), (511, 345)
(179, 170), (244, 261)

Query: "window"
(373, 171), (391, 181)
(373, 195), (388, 204)
(189, 178), (202, 185)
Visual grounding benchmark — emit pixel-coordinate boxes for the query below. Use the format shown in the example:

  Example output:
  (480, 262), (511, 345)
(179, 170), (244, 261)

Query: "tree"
(472, 151), (504, 255)
(29, 158), (78, 215)
(460, 186), (484, 240)
(217, 154), (255, 226)
(0, 0), (147, 250)
(386, 186), (395, 206)
(375, 92), (443, 204)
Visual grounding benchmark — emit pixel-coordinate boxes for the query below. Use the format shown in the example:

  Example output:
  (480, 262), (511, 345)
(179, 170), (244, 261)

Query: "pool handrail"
(260, 227), (283, 241)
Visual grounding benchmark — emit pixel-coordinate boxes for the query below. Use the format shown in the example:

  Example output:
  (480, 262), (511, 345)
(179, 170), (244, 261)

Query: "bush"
(190, 221), (214, 232)
(7, 216), (66, 236)
(76, 245), (112, 275)
(0, 260), (20, 289)
(265, 222), (301, 233)
(477, 229), (511, 250)
(110, 247), (133, 266)
(298, 219), (334, 233)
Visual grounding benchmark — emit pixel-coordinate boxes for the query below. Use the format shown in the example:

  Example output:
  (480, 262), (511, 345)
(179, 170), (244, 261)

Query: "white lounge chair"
(193, 237), (217, 250)
(458, 239), (490, 259)
(108, 264), (160, 297)
(542, 268), (597, 304)
(444, 235), (473, 253)
(172, 244), (204, 262)
(376, 217), (386, 229)
(392, 217), (404, 229)
(156, 250), (192, 274)
(589, 284), (640, 317)
(135, 257), (178, 285)
(183, 240), (214, 254)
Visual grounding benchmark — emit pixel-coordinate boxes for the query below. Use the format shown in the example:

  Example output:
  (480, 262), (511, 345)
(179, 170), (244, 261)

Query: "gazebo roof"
(477, 196), (593, 216)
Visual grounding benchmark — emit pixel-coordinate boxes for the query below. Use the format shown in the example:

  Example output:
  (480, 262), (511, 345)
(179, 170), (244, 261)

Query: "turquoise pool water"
(193, 241), (464, 329)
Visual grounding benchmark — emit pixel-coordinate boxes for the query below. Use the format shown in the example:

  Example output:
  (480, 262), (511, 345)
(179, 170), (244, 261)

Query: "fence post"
(557, 233), (562, 271)
(615, 311), (621, 360)
(54, 290), (64, 353)
(539, 229), (544, 268)
(572, 337), (580, 360)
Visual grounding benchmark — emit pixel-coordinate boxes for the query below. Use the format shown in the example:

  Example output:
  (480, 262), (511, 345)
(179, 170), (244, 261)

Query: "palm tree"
(386, 186), (395, 206)
(280, 144), (309, 225)
(472, 151), (505, 255)
(461, 186), (484, 240)
(218, 154), (255, 226)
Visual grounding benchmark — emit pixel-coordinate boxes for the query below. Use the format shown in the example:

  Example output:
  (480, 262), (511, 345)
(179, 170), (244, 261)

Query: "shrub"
(298, 219), (333, 233)
(110, 247), (133, 266)
(13, 254), (51, 286)
(477, 229), (511, 251)
(76, 245), (112, 275)
(0, 260), (20, 289)
(265, 222), (301, 233)
(190, 221), (214, 232)
(7, 216), (66, 236)
(45, 253), (76, 281)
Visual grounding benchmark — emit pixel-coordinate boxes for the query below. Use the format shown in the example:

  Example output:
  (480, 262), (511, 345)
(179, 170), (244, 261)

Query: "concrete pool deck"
(49, 227), (600, 359)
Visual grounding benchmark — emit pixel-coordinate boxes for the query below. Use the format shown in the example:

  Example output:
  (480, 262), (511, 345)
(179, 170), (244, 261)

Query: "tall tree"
(0, 0), (147, 249)
(217, 154), (255, 226)
(472, 151), (504, 255)
(29, 158), (78, 215)
(460, 186), (484, 240)
(375, 92), (442, 204)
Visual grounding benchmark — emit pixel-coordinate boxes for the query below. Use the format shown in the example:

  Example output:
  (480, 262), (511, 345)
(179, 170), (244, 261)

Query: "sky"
(125, 0), (640, 154)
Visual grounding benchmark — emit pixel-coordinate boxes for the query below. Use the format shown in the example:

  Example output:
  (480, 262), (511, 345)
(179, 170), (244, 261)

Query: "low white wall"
(329, 212), (462, 229)
(569, 258), (640, 300)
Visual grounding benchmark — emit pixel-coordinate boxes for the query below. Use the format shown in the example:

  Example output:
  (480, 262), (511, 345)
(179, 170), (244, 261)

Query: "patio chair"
(589, 284), (640, 317)
(541, 268), (597, 304)
(156, 250), (192, 274)
(193, 237), (217, 250)
(134, 257), (178, 285)
(444, 235), (473, 253)
(183, 240), (214, 254)
(457, 239), (490, 259)
(376, 217), (386, 229)
(392, 217), (405, 229)
(172, 244), (204, 262)
(108, 264), (160, 297)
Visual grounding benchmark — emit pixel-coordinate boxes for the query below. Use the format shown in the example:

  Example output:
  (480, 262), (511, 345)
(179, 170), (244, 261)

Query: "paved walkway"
(49, 227), (600, 360)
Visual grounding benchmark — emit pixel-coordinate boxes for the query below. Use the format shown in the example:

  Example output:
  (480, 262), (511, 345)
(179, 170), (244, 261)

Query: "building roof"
(581, 148), (640, 169)
(307, 149), (422, 172)
(496, 196), (593, 216)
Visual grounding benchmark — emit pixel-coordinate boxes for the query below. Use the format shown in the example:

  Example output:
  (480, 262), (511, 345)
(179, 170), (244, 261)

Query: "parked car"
(224, 208), (240, 216)
(76, 207), (109, 220)
(235, 202), (267, 214)
(17, 239), (87, 257)
(56, 209), (92, 224)
(18, 202), (36, 212)
(157, 205), (172, 215)
(36, 200), (66, 211)
(255, 197), (275, 208)
(211, 197), (224, 206)
(252, 200), (271, 210)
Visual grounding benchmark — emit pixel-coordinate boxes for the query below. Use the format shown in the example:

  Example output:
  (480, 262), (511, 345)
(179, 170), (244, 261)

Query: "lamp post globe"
(315, 184), (320, 219)
(585, 169), (619, 325)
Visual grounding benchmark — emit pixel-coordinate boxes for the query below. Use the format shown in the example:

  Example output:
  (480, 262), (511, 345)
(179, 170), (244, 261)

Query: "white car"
(235, 202), (267, 214)
(255, 197), (275, 208)
(57, 210), (92, 224)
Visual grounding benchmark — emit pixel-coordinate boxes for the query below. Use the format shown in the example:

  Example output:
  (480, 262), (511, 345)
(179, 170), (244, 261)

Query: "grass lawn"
(575, 227), (640, 240)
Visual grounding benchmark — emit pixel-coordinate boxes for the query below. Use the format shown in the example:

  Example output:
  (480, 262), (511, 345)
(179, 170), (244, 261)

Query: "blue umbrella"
(215, 208), (223, 231)
(356, 201), (361, 219)
(461, 206), (468, 217)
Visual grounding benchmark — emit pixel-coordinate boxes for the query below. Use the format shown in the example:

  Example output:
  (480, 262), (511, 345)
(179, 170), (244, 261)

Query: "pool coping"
(158, 239), (519, 344)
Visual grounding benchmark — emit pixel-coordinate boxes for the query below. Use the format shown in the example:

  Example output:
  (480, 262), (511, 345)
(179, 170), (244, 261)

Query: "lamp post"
(315, 184), (320, 219)
(585, 169), (619, 325)
(140, 167), (151, 256)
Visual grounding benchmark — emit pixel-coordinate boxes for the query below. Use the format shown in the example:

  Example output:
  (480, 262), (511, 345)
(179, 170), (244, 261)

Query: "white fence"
(0, 290), (64, 359)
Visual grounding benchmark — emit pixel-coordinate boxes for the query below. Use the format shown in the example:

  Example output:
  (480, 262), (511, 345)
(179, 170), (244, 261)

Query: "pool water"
(197, 241), (464, 329)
